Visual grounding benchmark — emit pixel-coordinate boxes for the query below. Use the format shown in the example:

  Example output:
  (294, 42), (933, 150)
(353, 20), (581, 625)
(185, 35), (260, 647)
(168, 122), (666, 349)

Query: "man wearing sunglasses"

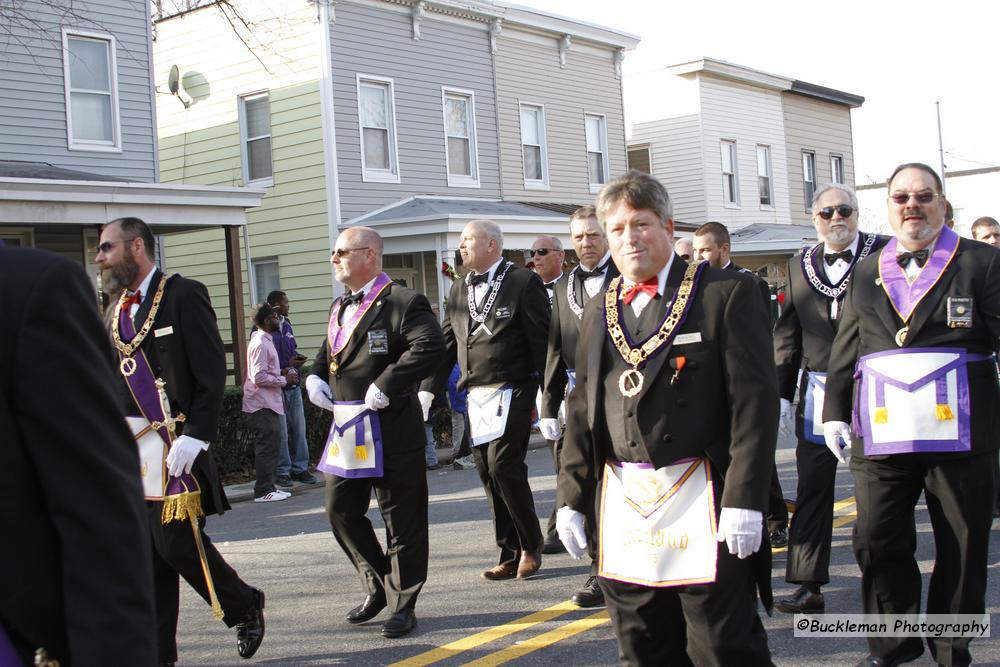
(824, 163), (1000, 667)
(529, 236), (566, 303)
(773, 184), (887, 619)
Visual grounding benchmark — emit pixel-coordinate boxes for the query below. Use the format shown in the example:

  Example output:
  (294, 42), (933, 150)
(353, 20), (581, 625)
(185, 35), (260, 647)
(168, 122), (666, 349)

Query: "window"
(442, 88), (479, 187)
(585, 114), (609, 192)
(252, 258), (280, 305)
(239, 92), (273, 184)
(357, 76), (400, 183)
(519, 103), (549, 188)
(63, 30), (120, 151)
(720, 140), (739, 206)
(802, 151), (817, 210)
(627, 145), (651, 173)
(831, 155), (844, 184)
(756, 145), (773, 207)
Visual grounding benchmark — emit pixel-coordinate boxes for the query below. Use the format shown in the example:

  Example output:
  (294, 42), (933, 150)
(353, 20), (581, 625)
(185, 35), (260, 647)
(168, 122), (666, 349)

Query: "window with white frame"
(519, 103), (548, 188)
(756, 145), (773, 207)
(803, 151), (817, 210)
(721, 140), (739, 206)
(357, 76), (399, 182)
(831, 154), (844, 184)
(585, 114), (609, 191)
(252, 258), (280, 305)
(442, 88), (478, 187)
(239, 92), (272, 184)
(63, 31), (120, 151)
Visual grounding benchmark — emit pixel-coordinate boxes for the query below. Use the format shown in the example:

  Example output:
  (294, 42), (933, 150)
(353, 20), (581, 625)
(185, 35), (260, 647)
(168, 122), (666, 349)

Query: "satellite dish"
(168, 65), (180, 94)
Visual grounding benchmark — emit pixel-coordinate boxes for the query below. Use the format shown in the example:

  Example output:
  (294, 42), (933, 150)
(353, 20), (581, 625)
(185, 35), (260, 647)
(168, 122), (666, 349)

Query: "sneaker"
(254, 491), (289, 503)
(273, 489), (291, 498)
(452, 455), (475, 470)
(291, 471), (317, 484)
(275, 475), (293, 488)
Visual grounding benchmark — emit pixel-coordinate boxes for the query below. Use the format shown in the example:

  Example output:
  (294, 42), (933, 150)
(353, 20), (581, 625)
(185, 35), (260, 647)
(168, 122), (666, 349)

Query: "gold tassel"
(935, 404), (954, 421)
(355, 445), (368, 461)
(874, 407), (888, 424)
(161, 491), (205, 524)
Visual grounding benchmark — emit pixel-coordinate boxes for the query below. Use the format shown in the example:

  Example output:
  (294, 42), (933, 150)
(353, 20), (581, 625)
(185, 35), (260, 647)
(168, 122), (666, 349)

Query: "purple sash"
(878, 226), (959, 323)
(328, 273), (393, 357)
(316, 400), (385, 478)
(0, 624), (20, 666)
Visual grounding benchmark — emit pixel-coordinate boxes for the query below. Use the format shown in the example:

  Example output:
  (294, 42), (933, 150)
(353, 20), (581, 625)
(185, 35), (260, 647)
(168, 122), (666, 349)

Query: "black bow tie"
(577, 262), (608, 280)
(341, 290), (364, 307)
(824, 250), (853, 266)
(469, 272), (490, 287)
(897, 249), (929, 268)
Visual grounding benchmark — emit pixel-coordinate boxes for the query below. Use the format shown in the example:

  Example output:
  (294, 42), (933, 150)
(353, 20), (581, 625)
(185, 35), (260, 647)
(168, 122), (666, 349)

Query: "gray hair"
(596, 170), (673, 225)
(468, 219), (504, 251)
(533, 235), (563, 251)
(811, 183), (859, 212)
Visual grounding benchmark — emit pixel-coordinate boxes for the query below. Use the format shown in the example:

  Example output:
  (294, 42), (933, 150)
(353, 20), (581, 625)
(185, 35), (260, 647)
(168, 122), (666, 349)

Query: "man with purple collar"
(823, 163), (1000, 667)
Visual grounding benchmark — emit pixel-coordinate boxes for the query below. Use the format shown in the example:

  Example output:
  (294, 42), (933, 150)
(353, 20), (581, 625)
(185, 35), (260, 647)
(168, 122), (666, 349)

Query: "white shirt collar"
(470, 257), (505, 283)
(132, 266), (157, 301)
(350, 274), (380, 298)
(622, 252), (675, 296)
(579, 250), (612, 273)
(823, 233), (861, 257)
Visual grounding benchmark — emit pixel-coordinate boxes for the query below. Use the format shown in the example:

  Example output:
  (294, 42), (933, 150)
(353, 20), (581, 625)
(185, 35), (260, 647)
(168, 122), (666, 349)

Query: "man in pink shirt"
(243, 303), (299, 502)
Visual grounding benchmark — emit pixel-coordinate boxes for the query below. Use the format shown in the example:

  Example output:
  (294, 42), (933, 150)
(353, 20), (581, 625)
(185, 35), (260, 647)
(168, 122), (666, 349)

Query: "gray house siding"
(330, 3), (501, 224)
(0, 0), (157, 181)
(631, 115), (704, 225)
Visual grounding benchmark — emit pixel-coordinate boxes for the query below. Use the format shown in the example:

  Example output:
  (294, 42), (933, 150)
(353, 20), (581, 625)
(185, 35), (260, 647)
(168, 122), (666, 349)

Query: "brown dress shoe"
(481, 562), (517, 581)
(516, 550), (541, 579)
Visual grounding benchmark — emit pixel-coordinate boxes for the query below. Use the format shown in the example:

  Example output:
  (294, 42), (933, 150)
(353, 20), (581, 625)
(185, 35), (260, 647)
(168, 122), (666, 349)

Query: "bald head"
(460, 219), (504, 273)
(332, 226), (383, 290)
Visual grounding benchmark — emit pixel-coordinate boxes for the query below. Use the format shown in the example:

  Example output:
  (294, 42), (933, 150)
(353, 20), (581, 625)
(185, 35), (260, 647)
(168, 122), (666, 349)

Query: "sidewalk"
(225, 432), (549, 504)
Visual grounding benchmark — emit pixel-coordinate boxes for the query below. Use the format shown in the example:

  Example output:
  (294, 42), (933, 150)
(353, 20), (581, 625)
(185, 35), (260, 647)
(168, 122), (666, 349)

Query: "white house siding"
(782, 92), (856, 225)
(0, 0), (157, 181)
(630, 115), (705, 225)
(495, 28), (627, 204)
(331, 1), (501, 223)
(698, 75), (791, 228)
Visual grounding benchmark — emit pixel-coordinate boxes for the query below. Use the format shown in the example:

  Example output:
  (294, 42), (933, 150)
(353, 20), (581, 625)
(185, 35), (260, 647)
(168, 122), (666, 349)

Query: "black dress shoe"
(236, 587), (265, 659)
(542, 533), (566, 554)
(769, 528), (789, 549)
(346, 592), (387, 624)
(571, 576), (605, 608)
(854, 645), (924, 667)
(774, 586), (824, 614)
(381, 609), (417, 638)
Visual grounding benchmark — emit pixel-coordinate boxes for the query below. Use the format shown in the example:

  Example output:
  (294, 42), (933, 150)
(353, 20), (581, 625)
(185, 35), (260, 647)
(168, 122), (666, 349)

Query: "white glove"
(716, 507), (763, 559)
(556, 506), (588, 560)
(418, 391), (434, 422)
(778, 398), (794, 437)
(822, 421), (853, 463)
(364, 383), (390, 411)
(539, 417), (561, 441)
(166, 435), (207, 477)
(305, 375), (335, 412)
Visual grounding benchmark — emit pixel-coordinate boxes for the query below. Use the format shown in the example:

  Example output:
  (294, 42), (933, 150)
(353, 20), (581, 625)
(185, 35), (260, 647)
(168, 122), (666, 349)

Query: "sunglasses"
(530, 248), (559, 257)
(817, 205), (855, 220)
(889, 192), (940, 205)
(332, 247), (370, 258)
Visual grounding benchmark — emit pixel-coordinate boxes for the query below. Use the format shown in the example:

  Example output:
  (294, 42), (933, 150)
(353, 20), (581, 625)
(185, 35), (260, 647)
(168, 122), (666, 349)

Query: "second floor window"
(520, 103), (548, 188)
(585, 114), (609, 192)
(831, 155), (844, 184)
(358, 76), (399, 182)
(442, 88), (478, 187)
(239, 92), (272, 184)
(803, 151), (817, 210)
(63, 31), (120, 151)
(756, 145), (773, 207)
(721, 140), (738, 206)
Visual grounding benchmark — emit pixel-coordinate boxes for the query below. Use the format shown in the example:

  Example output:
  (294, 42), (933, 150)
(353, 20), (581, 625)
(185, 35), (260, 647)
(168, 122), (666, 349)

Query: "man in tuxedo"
(823, 163), (1000, 667)
(693, 221), (788, 548)
(538, 205), (617, 607)
(0, 246), (158, 666)
(530, 235), (565, 302)
(772, 184), (887, 615)
(422, 220), (551, 581)
(305, 226), (444, 638)
(557, 171), (777, 665)
(96, 217), (264, 665)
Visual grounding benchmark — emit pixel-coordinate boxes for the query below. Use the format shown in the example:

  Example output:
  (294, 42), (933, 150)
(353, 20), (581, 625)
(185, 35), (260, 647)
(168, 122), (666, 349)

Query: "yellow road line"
(387, 601), (579, 667)
(460, 611), (611, 667)
(832, 511), (857, 529)
(833, 496), (856, 512)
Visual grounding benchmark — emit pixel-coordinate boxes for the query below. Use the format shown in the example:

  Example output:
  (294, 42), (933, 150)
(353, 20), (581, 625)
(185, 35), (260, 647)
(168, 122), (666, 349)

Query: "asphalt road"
(175, 432), (1000, 666)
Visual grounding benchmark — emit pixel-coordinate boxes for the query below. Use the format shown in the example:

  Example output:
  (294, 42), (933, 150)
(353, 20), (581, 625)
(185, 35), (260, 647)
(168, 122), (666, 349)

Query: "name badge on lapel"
(367, 329), (389, 355)
(494, 306), (512, 320)
(946, 297), (973, 329)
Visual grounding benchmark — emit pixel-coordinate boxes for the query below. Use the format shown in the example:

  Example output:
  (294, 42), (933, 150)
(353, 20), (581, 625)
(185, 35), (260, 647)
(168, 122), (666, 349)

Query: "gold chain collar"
(112, 275), (167, 359)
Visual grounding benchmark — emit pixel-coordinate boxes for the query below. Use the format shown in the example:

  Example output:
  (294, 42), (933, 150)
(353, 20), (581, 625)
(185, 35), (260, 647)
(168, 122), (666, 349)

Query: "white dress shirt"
(822, 234), (861, 285)
(469, 257), (505, 308)
(621, 253), (674, 318)
(127, 266), (158, 319)
(342, 274), (380, 322)
(580, 250), (612, 299)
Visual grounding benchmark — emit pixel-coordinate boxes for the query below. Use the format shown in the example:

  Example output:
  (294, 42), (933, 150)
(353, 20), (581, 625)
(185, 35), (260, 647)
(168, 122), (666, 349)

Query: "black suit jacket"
(0, 247), (157, 665)
(311, 282), (444, 453)
(773, 233), (889, 399)
(424, 263), (551, 393)
(727, 262), (773, 326)
(122, 269), (229, 515)
(541, 263), (619, 420)
(557, 259), (779, 513)
(823, 236), (1000, 459)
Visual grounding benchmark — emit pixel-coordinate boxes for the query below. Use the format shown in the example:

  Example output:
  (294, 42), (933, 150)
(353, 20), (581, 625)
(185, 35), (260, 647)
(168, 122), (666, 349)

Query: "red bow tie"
(123, 290), (142, 309)
(621, 278), (658, 305)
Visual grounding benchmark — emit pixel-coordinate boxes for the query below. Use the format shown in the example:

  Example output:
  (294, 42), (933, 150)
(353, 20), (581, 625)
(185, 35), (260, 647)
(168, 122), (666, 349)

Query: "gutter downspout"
(318, 0), (344, 300)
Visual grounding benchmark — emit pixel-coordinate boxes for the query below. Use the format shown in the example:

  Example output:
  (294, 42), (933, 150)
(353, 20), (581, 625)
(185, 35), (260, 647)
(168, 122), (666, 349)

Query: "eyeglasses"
(530, 248), (559, 257)
(332, 247), (370, 258)
(889, 192), (940, 205)
(816, 205), (855, 220)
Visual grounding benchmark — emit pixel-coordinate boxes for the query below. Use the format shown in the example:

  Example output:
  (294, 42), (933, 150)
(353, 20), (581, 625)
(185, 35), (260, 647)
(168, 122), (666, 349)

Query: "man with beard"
(539, 205), (617, 607)
(96, 217), (264, 665)
(823, 163), (1000, 667)
(772, 184), (887, 615)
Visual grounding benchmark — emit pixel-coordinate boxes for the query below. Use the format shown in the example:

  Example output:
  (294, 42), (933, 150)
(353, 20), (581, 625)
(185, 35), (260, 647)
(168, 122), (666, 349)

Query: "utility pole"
(936, 101), (947, 195)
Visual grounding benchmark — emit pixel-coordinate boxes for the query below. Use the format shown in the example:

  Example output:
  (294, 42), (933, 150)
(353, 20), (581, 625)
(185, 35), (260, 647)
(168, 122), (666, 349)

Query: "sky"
(526, 0), (998, 186)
